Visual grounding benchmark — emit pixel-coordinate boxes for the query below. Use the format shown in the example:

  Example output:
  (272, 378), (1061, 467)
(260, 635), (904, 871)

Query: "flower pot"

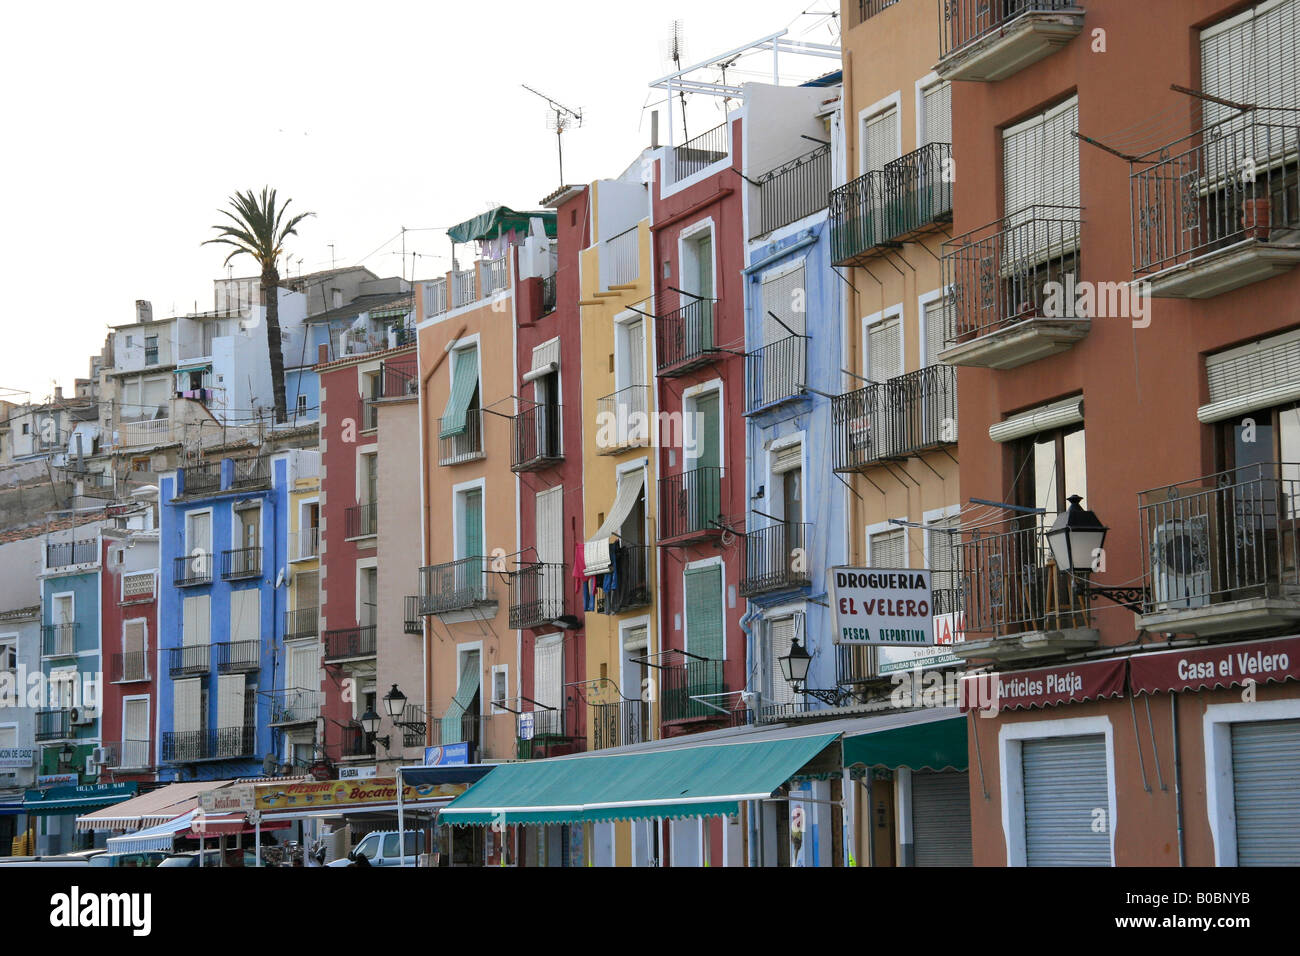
(1242, 197), (1272, 240)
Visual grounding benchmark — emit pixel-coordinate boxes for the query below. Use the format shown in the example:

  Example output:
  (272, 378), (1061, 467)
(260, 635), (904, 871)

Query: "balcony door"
(122, 619), (146, 681)
(173, 677), (201, 760)
(186, 511), (211, 574)
(458, 488), (485, 602)
(536, 486), (563, 619)
(182, 594), (210, 671)
(689, 390), (721, 528)
(533, 635), (564, 738)
(122, 697), (149, 767)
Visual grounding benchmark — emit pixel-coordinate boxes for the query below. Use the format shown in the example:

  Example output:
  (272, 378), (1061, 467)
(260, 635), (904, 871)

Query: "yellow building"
(282, 446), (322, 768)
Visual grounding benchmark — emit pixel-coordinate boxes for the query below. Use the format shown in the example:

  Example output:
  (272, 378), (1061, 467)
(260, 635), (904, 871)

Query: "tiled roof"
(304, 292), (413, 325)
(0, 512), (105, 545)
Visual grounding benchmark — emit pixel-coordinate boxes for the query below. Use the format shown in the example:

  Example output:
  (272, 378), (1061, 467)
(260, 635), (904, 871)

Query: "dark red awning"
(1129, 635), (1300, 696)
(960, 658), (1127, 713)
(187, 813), (291, 837)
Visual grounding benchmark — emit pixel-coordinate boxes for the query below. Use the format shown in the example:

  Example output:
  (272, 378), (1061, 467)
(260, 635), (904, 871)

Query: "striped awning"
(584, 470), (644, 576)
(442, 663), (481, 745)
(105, 810), (197, 855)
(439, 348), (479, 438)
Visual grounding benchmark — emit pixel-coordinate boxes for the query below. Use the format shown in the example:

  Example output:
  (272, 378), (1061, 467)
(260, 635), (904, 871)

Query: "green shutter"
(439, 347), (480, 438)
(442, 654), (481, 744)
(685, 565), (723, 661)
(463, 490), (483, 557)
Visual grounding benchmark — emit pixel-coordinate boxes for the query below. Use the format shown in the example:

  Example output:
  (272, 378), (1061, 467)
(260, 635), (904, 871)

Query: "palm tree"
(203, 187), (314, 424)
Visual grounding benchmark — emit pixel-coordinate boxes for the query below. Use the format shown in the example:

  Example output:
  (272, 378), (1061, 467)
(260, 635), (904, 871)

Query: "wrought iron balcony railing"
(41, 623), (78, 658)
(541, 273), (557, 314)
(35, 709), (71, 741)
(850, 0), (901, 27)
(938, 0), (1080, 60)
(956, 520), (1065, 637)
(380, 358), (418, 398)
(420, 557), (496, 615)
(322, 625), (377, 662)
(174, 553), (214, 588)
(508, 562), (567, 629)
(215, 640), (260, 673)
(832, 364), (957, 471)
(113, 739), (152, 769)
(46, 539), (97, 569)
(659, 466), (727, 543)
(290, 527), (319, 561)
(670, 121), (729, 182)
(110, 651), (149, 683)
(358, 393), (380, 432)
(604, 226), (641, 287)
(230, 456), (269, 490)
(595, 385), (650, 454)
(220, 547), (262, 581)
(268, 688), (322, 725)
(161, 726), (256, 762)
(438, 409), (485, 465)
(516, 708), (584, 760)
(741, 523), (812, 596)
(285, 606), (319, 640)
(745, 335), (807, 411)
(752, 145), (831, 239)
(831, 143), (953, 265)
(168, 644), (211, 677)
(179, 462), (221, 496)
(598, 545), (652, 615)
(656, 299), (718, 376)
(661, 658), (727, 723)
(345, 502), (378, 538)
(591, 698), (652, 750)
(404, 596), (423, 634)
(511, 403), (563, 471)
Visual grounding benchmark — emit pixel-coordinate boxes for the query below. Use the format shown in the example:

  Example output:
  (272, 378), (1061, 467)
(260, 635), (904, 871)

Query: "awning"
(584, 470), (644, 576)
(398, 765), (496, 787)
(105, 809), (197, 855)
(185, 812), (292, 837)
(439, 348), (479, 438)
(524, 339), (561, 383)
(959, 657), (1127, 712)
(447, 206), (557, 244)
(842, 709), (968, 773)
(438, 732), (839, 826)
(988, 395), (1084, 443)
(442, 667), (481, 745)
(1130, 635), (1300, 696)
(77, 780), (226, 832)
(24, 782), (138, 817)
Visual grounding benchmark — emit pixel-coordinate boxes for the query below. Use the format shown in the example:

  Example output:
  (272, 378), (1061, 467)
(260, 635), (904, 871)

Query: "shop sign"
(252, 777), (466, 812)
(200, 784), (254, 813)
(37, 774), (77, 787)
(831, 567), (935, 646)
(339, 766), (378, 780)
(423, 743), (471, 766)
(878, 611), (965, 673)
(1130, 635), (1300, 695)
(959, 657), (1127, 712)
(0, 748), (37, 768)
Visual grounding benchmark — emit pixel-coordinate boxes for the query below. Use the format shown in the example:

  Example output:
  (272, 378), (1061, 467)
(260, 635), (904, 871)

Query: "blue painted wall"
(40, 564), (102, 752)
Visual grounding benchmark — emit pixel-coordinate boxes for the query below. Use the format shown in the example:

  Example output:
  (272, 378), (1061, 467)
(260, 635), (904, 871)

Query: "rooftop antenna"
(521, 84), (583, 186)
(665, 20), (689, 140)
(327, 243), (336, 270)
(716, 53), (740, 114)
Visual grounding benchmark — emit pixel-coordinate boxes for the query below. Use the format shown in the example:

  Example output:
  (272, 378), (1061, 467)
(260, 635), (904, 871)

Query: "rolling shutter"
(122, 619), (146, 681)
(217, 674), (245, 730)
(182, 595), (210, 645)
(911, 771), (972, 866)
(534, 636), (564, 735)
(230, 588), (259, 643)
(174, 678), (201, 734)
(1002, 97), (1079, 218)
(771, 442), (802, 474)
(762, 263), (807, 344)
(526, 338), (561, 381)
(440, 346), (480, 438)
(868, 318), (903, 383)
(187, 512), (211, 556)
(926, 516), (960, 602)
(1201, 0), (1300, 129)
(921, 81), (952, 147)
(1199, 329), (1300, 422)
(1230, 718), (1300, 865)
(924, 298), (947, 366)
(1022, 734), (1111, 866)
(123, 699), (149, 767)
(294, 570), (318, 611)
(870, 528), (908, 568)
(684, 565), (724, 661)
(287, 641), (317, 693)
(536, 486), (564, 619)
(625, 320), (646, 389)
(585, 470), (645, 575)
(863, 108), (899, 174)
(766, 616), (799, 706)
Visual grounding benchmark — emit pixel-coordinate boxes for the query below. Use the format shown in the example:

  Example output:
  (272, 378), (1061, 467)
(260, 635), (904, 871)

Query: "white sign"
(191, 809), (207, 836)
(878, 611), (966, 674)
(339, 766), (377, 780)
(830, 567), (935, 646)
(0, 747), (36, 768)
(200, 784), (254, 813)
(518, 712), (535, 741)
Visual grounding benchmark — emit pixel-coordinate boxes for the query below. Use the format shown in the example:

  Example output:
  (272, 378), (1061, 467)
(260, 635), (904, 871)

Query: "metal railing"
(957, 520), (1068, 637)
(290, 527), (319, 561)
(380, 357), (418, 398)
(942, 205), (1083, 348)
(399, 704), (427, 747)
(745, 335), (807, 410)
(831, 143), (953, 264)
(671, 122), (729, 182)
(836, 644), (875, 685)
(345, 502), (378, 538)
(111, 651), (149, 683)
(899, 364), (959, 451)
(162, 726), (256, 762)
(180, 461), (221, 496)
(358, 393), (380, 431)
(541, 273), (557, 314)
(508, 562), (567, 629)
(339, 724), (375, 758)
(285, 606), (319, 640)
(144, 345), (159, 365)
(46, 539), (97, 569)
(452, 269), (477, 308)
(1139, 462), (1300, 614)
(753, 144), (831, 238)
(938, 0), (1080, 60)
(656, 299), (717, 374)
(391, 323), (417, 348)
(230, 456), (269, 489)
(595, 385), (650, 454)
(404, 596), (423, 634)
(438, 409), (485, 465)
(482, 256), (510, 295)
(1131, 117), (1300, 278)
(322, 625), (377, 662)
(269, 688), (322, 725)
(114, 739), (152, 769)
(221, 547), (262, 580)
(168, 644), (211, 677)
(511, 403), (563, 470)
(741, 523), (812, 596)
(119, 417), (175, 448)
(216, 640), (260, 673)
(35, 709), (71, 741)
(851, 0), (901, 27)
(659, 467), (726, 542)
(833, 365), (957, 470)
(41, 623), (77, 658)
(661, 659), (726, 722)
(425, 278), (448, 318)
(598, 545), (652, 615)
(420, 557), (495, 614)
(591, 698), (652, 749)
(516, 708), (584, 760)
(174, 553), (213, 587)
(604, 226), (640, 287)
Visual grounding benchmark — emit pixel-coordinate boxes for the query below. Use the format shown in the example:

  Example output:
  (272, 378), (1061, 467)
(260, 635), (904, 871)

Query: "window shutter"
(231, 589), (259, 644)
(439, 346), (480, 438)
(684, 565), (724, 661)
(287, 641), (317, 692)
(771, 442), (803, 475)
(462, 490), (484, 560)
(870, 528), (908, 568)
(922, 81), (952, 146)
(1200, 328), (1300, 421)
(868, 318), (903, 382)
(926, 516), (960, 598)
(217, 674), (245, 729)
(761, 263), (807, 344)
(294, 570), (318, 610)
(533, 636), (563, 713)
(924, 299), (947, 366)
(187, 513), (212, 555)
(124, 699), (148, 761)
(1002, 97), (1079, 217)
(622, 624), (649, 652)
(1201, 0), (1300, 128)
(626, 320), (646, 389)
(123, 619), (145, 656)
(535, 486), (563, 565)
(863, 108), (899, 173)
(766, 615), (799, 706)
(174, 678), (201, 733)
(182, 595), (210, 646)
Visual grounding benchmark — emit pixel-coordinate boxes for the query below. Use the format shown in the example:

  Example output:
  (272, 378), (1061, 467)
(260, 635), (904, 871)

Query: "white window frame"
(682, 378), (725, 471)
(184, 507), (214, 556)
(490, 663), (510, 714)
(865, 518), (909, 569)
(119, 569), (158, 604)
(451, 476), (488, 562)
(455, 640), (485, 718)
(765, 432), (807, 526)
(917, 286), (950, 368)
(862, 304), (905, 382)
(0, 634), (17, 672)
(229, 501), (264, 552)
(857, 91), (903, 176)
(914, 71), (946, 147)
(676, 218), (717, 305)
(355, 556), (378, 628)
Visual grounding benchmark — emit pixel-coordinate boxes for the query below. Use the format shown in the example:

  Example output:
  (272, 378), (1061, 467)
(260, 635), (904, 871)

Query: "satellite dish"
(275, 568), (286, 589)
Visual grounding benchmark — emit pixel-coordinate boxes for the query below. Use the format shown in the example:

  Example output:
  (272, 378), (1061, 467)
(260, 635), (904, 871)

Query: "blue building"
(157, 450), (306, 781)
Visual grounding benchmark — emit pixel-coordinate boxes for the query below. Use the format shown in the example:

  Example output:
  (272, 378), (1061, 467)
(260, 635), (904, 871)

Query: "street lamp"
(383, 684), (407, 721)
(1046, 494), (1148, 610)
(778, 637), (847, 707)
(360, 707), (390, 751)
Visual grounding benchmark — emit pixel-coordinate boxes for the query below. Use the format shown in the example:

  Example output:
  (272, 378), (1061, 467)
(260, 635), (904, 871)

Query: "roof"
(540, 184), (586, 208)
(801, 69), (843, 88)
(77, 780), (227, 832)
(447, 205), (557, 243)
(304, 292), (413, 325)
(313, 341), (415, 374)
(0, 513), (105, 546)
(281, 265), (377, 291)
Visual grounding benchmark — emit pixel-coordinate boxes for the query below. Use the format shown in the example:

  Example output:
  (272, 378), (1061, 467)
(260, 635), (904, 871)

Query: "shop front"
(22, 781), (139, 854)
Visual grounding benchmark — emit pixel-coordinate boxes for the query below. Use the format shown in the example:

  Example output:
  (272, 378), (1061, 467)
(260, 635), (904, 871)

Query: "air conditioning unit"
(70, 706), (98, 726)
(1151, 517), (1212, 611)
(85, 755), (98, 776)
(91, 745), (114, 766)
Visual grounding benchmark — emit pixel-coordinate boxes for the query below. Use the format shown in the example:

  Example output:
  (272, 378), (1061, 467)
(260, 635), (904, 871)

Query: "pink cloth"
(572, 539), (586, 596)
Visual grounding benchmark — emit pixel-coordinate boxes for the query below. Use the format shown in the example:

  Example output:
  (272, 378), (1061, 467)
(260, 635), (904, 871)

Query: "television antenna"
(521, 84), (583, 185)
(664, 20), (690, 140)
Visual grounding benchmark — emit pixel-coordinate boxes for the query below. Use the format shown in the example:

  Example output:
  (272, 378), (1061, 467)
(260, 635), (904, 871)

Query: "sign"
(339, 766), (378, 780)
(518, 712), (535, 741)
(37, 774), (77, 788)
(878, 610), (966, 674)
(200, 784), (254, 814)
(191, 809), (207, 836)
(424, 742), (471, 767)
(830, 567), (935, 646)
(23, 782), (137, 806)
(0, 747), (37, 768)
(251, 777), (467, 813)
(1130, 635), (1300, 696)
(959, 658), (1127, 713)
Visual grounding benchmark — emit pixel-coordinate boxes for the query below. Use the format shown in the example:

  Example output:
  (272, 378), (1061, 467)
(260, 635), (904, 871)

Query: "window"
(296, 394), (308, 417)
(862, 106), (900, 175)
(360, 454), (378, 507)
(456, 487), (484, 561)
(144, 335), (159, 365)
(1002, 97), (1080, 218)
(1201, 0), (1300, 130)
(186, 511), (212, 557)
(0, 639), (15, 673)
(122, 619), (147, 681)
(926, 514), (961, 613)
(684, 564), (724, 661)
(920, 80), (952, 148)
(235, 503), (260, 551)
(359, 567), (377, 627)
(1014, 426), (1087, 536)
(534, 635), (564, 735)
(490, 665), (509, 714)
(869, 527), (908, 569)
(867, 312), (903, 383)
(765, 615), (801, 707)
(331, 288), (343, 308)
(440, 345), (481, 440)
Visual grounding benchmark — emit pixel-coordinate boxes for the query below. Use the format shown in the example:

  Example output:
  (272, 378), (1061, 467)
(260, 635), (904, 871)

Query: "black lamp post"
(360, 707), (390, 751)
(383, 684), (407, 721)
(778, 637), (847, 707)
(1046, 494), (1148, 610)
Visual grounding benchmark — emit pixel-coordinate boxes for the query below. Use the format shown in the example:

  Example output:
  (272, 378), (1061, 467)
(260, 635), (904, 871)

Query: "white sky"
(0, 0), (840, 401)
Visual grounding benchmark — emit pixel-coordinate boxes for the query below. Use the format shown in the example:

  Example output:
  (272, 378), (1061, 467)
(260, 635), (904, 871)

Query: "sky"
(0, 0), (841, 402)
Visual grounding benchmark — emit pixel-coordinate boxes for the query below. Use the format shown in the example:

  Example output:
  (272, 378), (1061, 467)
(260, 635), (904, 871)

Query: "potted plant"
(1242, 188), (1272, 240)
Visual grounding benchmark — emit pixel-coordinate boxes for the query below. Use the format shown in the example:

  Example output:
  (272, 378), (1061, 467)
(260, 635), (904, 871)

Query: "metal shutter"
(863, 108), (899, 174)
(182, 594), (210, 646)
(870, 528), (908, 568)
(1231, 718), (1300, 865)
(771, 442), (802, 474)
(1200, 328), (1300, 422)
(230, 588), (259, 643)
(922, 81), (952, 147)
(174, 678), (201, 734)
(684, 565), (724, 661)
(1022, 734), (1111, 866)
(217, 674), (245, 730)
(868, 318), (902, 383)
(1002, 97), (1079, 218)
(924, 298), (947, 366)
(1201, 0), (1300, 129)
(762, 263), (807, 344)
(912, 771), (972, 866)
(626, 320), (646, 389)
(534, 636), (563, 734)
(766, 615), (799, 706)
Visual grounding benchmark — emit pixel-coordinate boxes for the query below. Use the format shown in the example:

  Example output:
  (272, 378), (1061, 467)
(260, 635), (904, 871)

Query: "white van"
(326, 830), (424, 867)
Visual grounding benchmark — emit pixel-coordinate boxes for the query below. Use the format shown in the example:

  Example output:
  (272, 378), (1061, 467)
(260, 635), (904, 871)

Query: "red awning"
(1129, 635), (1300, 696)
(187, 813), (291, 837)
(960, 657), (1127, 713)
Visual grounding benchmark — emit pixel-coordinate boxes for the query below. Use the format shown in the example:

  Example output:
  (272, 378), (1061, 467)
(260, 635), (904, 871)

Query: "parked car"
(325, 830), (423, 867)
(158, 849), (260, 867)
(0, 855), (93, 867)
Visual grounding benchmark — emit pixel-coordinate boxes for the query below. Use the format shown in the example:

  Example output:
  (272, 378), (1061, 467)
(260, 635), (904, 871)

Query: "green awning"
(439, 348), (479, 438)
(442, 661), (481, 745)
(439, 732), (839, 826)
(23, 782), (138, 817)
(447, 206), (557, 244)
(842, 714), (968, 773)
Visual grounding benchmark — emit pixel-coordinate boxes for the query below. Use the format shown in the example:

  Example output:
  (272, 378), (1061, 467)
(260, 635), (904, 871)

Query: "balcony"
(836, 643), (875, 686)
(144, 345), (159, 365)
(424, 278), (448, 318)
(322, 625), (377, 663)
(1131, 118), (1300, 298)
(339, 723), (375, 759)
(345, 502), (378, 539)
(508, 562), (567, 630)
(656, 300), (718, 376)
(482, 255), (509, 296)
(591, 698), (652, 749)
(830, 143), (953, 266)
(215, 640), (260, 674)
(510, 403), (563, 472)
(380, 358), (418, 399)
(110, 651), (149, 683)
(516, 708), (584, 760)
(452, 269), (478, 308)
(603, 226), (641, 288)
(285, 606), (319, 640)
(950, 520), (1099, 664)
(832, 365), (957, 471)
(595, 385), (650, 455)
(670, 121), (729, 183)
(541, 273), (557, 314)
(438, 409), (485, 465)
(46, 539), (97, 569)
(940, 205), (1088, 369)
(661, 658), (727, 723)
(849, 0), (901, 27)
(178, 462), (221, 497)
(357, 394), (380, 432)
(741, 523), (812, 597)
(161, 727), (256, 763)
(231, 458), (269, 491)
(752, 145), (831, 239)
(658, 466), (727, 546)
(174, 554), (213, 588)
(420, 557), (496, 616)
(221, 547), (262, 581)
(597, 545), (652, 615)
(290, 527), (319, 562)
(168, 644), (212, 678)
(745, 336), (807, 411)
(268, 688), (322, 726)
(35, 709), (71, 741)
(41, 623), (78, 658)
(404, 596), (423, 635)
(118, 417), (175, 448)
(936, 0), (1085, 82)
(112, 739), (152, 770)
(1136, 462), (1300, 637)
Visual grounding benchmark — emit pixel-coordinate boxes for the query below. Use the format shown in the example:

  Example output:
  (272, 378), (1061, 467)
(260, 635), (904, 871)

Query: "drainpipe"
(1171, 692), (1185, 867)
